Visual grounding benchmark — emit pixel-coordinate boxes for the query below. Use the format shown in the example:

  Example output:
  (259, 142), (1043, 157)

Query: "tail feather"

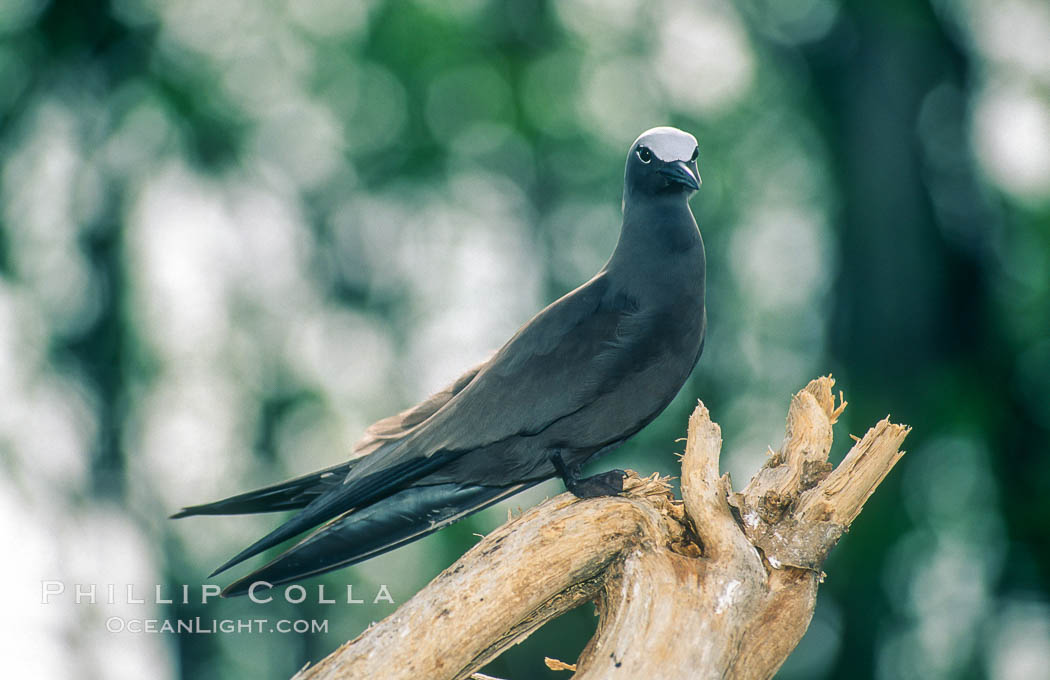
(210, 448), (461, 578)
(220, 482), (534, 597)
(169, 461), (354, 519)
(207, 488), (357, 578)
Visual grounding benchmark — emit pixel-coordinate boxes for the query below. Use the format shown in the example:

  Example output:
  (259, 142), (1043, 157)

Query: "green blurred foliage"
(2, 0), (1049, 678)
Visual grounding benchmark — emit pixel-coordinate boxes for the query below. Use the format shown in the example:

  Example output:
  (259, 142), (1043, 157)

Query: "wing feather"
(338, 273), (660, 489)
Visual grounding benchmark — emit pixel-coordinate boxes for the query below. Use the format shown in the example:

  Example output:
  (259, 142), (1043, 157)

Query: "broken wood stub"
(295, 377), (909, 680)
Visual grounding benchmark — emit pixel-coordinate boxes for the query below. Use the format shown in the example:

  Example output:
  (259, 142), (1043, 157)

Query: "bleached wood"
(295, 377), (908, 680)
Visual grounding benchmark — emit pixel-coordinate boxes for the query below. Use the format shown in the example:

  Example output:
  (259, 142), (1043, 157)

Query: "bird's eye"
(636, 146), (652, 163)
(690, 146), (699, 162)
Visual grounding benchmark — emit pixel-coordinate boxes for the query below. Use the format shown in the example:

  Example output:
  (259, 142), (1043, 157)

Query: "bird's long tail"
(220, 481), (535, 597)
(169, 461), (354, 519)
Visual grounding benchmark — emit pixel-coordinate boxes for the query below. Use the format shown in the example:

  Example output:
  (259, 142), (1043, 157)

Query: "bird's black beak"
(657, 160), (701, 191)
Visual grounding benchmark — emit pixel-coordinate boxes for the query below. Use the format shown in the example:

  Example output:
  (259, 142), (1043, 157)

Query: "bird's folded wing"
(340, 273), (659, 488)
(210, 274), (658, 578)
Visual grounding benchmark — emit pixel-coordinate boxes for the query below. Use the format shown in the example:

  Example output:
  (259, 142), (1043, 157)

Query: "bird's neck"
(608, 196), (703, 272)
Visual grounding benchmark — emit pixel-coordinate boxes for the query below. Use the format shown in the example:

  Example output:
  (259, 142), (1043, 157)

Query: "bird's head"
(623, 126), (701, 204)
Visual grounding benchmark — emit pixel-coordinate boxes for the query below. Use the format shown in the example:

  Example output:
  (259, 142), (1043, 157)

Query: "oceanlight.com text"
(105, 617), (330, 634)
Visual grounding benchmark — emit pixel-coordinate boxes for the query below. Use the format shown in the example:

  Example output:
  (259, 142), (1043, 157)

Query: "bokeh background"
(3, 0), (1049, 678)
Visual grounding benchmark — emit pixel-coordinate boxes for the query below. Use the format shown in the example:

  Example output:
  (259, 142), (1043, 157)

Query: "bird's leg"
(550, 452), (626, 498)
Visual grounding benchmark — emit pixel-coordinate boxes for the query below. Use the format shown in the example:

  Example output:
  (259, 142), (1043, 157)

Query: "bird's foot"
(550, 452), (625, 498)
(567, 469), (626, 498)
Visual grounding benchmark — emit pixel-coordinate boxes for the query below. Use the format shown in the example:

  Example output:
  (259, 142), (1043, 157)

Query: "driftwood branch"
(295, 377), (909, 680)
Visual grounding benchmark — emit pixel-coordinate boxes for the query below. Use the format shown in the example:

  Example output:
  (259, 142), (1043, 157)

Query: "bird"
(172, 126), (707, 597)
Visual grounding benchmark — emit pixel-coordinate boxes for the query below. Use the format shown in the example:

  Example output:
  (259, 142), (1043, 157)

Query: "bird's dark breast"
(553, 302), (705, 457)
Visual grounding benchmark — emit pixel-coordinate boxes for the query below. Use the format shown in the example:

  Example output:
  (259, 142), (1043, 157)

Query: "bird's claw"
(550, 452), (626, 498)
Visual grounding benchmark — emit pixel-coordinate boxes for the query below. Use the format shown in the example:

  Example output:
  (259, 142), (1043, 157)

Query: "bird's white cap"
(631, 126), (698, 162)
